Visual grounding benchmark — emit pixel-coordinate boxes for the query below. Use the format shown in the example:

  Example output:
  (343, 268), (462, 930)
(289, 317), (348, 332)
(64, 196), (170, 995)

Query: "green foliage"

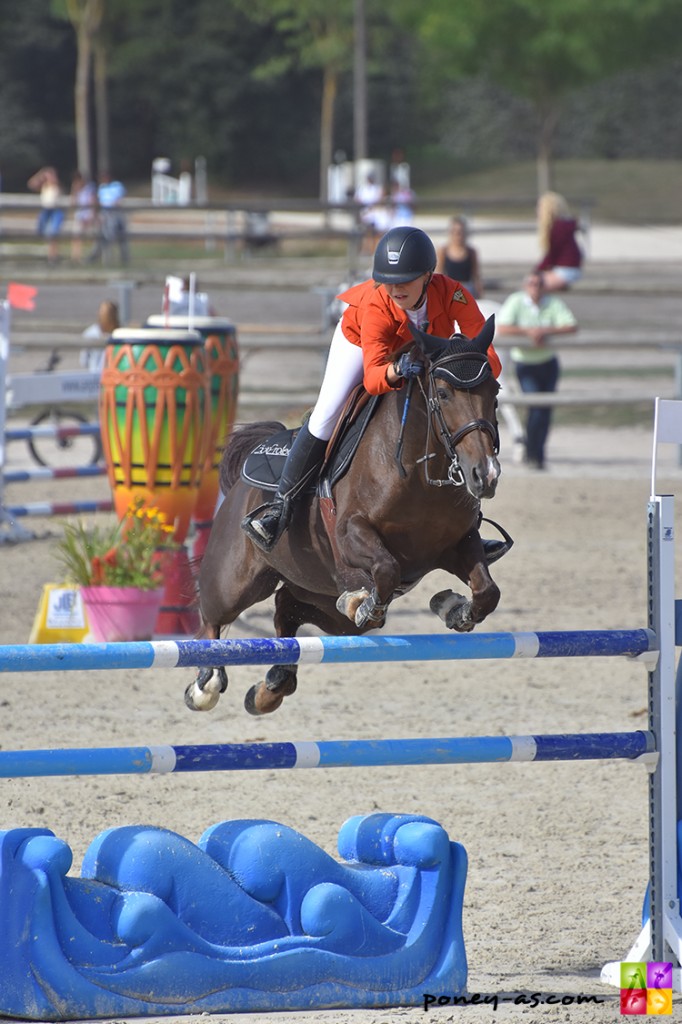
(1, 0), (681, 193)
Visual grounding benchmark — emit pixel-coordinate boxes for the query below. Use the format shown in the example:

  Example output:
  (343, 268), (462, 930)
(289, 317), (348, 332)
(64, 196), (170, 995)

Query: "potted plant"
(55, 498), (179, 642)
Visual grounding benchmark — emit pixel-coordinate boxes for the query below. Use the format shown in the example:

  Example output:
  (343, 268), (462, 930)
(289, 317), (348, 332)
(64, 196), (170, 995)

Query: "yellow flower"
(55, 496), (180, 590)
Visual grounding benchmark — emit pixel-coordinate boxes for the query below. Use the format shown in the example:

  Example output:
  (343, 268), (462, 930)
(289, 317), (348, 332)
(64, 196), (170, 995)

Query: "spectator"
(69, 170), (97, 263)
(354, 172), (386, 254)
(436, 215), (483, 298)
(80, 299), (120, 375)
(27, 166), (64, 264)
(165, 274), (215, 317)
(88, 172), (129, 265)
(495, 271), (578, 470)
(535, 191), (583, 291)
(388, 181), (416, 229)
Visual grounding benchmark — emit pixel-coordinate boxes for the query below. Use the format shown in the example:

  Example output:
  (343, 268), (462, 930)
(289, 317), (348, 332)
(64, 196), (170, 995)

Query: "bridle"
(414, 351), (500, 487)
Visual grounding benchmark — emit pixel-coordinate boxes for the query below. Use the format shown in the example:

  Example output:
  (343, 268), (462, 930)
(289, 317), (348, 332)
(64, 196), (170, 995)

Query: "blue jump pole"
(0, 629), (656, 673)
(0, 731), (655, 778)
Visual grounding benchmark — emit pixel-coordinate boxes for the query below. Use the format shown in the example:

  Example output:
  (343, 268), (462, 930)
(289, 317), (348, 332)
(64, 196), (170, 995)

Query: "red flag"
(7, 282), (38, 311)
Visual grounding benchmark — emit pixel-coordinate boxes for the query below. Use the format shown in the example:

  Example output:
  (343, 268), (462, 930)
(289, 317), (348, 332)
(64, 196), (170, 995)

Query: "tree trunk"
(536, 104), (559, 196)
(94, 40), (110, 176)
(319, 66), (338, 209)
(74, 25), (93, 177)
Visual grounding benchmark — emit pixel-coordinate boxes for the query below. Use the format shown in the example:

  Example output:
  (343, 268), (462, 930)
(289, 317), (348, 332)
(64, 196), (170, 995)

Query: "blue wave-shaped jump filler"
(0, 812), (467, 1018)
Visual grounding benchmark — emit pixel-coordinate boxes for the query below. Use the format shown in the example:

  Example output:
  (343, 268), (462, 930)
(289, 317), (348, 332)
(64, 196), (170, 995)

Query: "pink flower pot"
(81, 586), (165, 642)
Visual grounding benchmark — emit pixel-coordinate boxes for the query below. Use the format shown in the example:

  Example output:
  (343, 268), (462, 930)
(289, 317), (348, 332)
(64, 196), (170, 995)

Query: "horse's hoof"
(354, 594), (388, 629)
(184, 681), (219, 711)
(244, 683), (285, 716)
(430, 590), (474, 632)
(184, 669), (225, 711)
(265, 664), (298, 695)
(336, 589), (370, 624)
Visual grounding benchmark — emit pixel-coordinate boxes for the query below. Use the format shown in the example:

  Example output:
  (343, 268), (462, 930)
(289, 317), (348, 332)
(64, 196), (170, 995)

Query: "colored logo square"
(620, 988), (647, 1014)
(621, 962), (647, 989)
(648, 962), (673, 989)
(646, 987), (672, 1014)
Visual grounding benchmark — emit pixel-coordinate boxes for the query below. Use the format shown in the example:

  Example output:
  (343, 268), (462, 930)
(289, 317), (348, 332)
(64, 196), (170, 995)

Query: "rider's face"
(383, 273), (429, 310)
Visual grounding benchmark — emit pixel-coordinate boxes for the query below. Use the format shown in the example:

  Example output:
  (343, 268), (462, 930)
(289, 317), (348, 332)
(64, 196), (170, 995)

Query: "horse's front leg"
(431, 529), (500, 633)
(335, 515), (401, 629)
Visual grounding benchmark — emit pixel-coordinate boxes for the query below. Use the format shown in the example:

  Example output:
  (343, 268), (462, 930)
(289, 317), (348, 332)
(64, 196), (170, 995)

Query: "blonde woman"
(535, 192), (583, 291)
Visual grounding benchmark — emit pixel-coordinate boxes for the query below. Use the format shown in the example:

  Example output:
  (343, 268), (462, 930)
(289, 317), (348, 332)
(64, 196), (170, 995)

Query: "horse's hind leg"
(185, 514), (281, 711)
(184, 620), (228, 711)
(244, 586), (303, 716)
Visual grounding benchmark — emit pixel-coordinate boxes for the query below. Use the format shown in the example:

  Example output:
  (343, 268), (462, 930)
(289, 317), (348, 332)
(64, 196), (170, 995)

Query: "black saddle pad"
(241, 429), (296, 492)
(241, 396), (380, 494)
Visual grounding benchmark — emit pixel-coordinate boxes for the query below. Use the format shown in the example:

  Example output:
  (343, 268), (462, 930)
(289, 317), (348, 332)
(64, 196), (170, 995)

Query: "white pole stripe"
(149, 745), (177, 773)
(513, 633), (541, 658)
(293, 741), (321, 767)
(509, 736), (538, 761)
(297, 637), (326, 663)
(151, 641), (183, 667)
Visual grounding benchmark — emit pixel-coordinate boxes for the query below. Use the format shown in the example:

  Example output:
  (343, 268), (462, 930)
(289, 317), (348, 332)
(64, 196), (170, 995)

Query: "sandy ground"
(1, 427), (681, 1024)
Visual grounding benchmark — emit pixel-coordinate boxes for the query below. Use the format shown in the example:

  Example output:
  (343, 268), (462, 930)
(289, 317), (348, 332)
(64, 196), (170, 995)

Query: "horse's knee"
(184, 666), (228, 712)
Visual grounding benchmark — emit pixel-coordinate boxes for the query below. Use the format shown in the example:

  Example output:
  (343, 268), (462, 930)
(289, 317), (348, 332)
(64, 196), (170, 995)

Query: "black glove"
(394, 353), (424, 379)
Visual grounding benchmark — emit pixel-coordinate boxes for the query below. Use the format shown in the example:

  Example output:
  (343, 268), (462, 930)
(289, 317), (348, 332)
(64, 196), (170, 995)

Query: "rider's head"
(372, 227), (437, 309)
(372, 227), (437, 285)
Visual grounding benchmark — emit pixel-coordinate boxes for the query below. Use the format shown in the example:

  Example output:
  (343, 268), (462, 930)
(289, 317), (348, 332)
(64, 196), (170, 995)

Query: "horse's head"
(408, 316), (501, 499)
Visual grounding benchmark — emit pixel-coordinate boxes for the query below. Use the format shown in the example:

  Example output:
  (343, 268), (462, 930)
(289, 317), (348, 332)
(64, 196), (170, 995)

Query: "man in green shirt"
(496, 272), (578, 470)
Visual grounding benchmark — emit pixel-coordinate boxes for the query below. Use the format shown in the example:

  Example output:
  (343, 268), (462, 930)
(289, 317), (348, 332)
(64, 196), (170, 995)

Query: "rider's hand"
(394, 353), (424, 380)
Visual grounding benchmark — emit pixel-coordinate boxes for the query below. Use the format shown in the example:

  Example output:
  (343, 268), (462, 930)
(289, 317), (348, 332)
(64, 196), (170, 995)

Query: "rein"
(413, 351), (499, 488)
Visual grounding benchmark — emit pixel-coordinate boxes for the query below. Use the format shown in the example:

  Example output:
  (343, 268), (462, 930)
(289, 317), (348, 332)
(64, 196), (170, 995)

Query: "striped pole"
(5, 499), (113, 518)
(4, 465), (106, 483)
(4, 423), (101, 442)
(0, 731), (655, 778)
(0, 628), (656, 673)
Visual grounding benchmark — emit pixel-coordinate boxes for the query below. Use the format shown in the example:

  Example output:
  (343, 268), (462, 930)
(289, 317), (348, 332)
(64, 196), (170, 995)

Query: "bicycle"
(27, 349), (103, 468)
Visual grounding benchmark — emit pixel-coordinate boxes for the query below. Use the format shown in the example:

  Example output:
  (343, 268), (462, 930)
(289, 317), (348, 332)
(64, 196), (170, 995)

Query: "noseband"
(417, 351), (499, 487)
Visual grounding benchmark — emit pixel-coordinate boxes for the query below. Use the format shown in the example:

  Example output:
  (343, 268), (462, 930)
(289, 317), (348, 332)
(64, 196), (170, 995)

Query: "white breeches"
(307, 320), (366, 440)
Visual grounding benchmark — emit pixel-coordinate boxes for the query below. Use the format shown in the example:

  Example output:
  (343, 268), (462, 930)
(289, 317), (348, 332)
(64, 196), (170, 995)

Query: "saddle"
(241, 386), (380, 495)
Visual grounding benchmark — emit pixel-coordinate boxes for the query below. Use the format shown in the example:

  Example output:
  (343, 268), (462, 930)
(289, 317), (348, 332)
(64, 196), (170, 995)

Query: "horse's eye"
(436, 386), (449, 401)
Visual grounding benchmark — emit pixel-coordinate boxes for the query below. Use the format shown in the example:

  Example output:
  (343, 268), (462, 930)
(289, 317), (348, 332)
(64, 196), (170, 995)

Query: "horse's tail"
(219, 421), (285, 495)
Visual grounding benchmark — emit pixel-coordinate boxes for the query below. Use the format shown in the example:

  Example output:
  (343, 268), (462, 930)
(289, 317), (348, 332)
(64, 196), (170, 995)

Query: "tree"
(68, 0), (104, 178)
(234, 0), (354, 202)
(392, 0), (682, 194)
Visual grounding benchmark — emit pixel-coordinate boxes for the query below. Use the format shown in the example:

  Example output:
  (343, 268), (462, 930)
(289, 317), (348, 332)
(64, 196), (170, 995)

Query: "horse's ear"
(408, 322), (441, 357)
(471, 315), (496, 355)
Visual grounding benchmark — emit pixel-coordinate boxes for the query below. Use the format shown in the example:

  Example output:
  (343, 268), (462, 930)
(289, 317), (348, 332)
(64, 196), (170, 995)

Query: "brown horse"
(186, 317), (508, 716)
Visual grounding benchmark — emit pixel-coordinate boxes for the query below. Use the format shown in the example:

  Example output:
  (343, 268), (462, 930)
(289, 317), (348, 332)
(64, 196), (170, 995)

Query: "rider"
(241, 225), (503, 553)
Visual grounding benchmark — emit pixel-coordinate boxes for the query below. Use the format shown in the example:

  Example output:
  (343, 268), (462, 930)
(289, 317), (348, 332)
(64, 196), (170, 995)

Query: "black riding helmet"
(372, 226), (437, 284)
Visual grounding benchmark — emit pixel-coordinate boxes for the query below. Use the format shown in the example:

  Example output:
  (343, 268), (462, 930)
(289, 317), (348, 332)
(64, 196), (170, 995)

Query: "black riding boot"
(241, 423), (327, 552)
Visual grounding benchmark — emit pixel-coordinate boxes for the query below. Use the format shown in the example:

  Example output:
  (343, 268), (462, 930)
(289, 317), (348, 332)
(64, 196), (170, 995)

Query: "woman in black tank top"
(435, 215), (483, 298)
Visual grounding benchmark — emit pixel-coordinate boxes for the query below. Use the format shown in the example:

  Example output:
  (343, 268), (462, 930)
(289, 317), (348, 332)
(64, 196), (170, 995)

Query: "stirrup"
(241, 499), (287, 553)
(480, 516), (514, 565)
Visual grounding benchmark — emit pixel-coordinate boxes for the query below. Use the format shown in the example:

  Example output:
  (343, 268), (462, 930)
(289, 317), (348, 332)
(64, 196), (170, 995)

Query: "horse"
(185, 316), (507, 716)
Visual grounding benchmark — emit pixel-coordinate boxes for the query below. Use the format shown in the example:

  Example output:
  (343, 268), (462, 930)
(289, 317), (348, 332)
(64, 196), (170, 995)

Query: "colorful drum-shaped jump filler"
(99, 328), (208, 543)
(147, 315), (239, 557)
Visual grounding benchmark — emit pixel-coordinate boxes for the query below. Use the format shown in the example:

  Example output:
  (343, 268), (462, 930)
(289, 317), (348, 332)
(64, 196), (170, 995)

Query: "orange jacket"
(338, 274), (501, 394)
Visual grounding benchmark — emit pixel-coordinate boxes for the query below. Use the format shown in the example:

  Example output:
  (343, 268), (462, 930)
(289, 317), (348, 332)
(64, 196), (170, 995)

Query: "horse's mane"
(219, 420), (284, 495)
